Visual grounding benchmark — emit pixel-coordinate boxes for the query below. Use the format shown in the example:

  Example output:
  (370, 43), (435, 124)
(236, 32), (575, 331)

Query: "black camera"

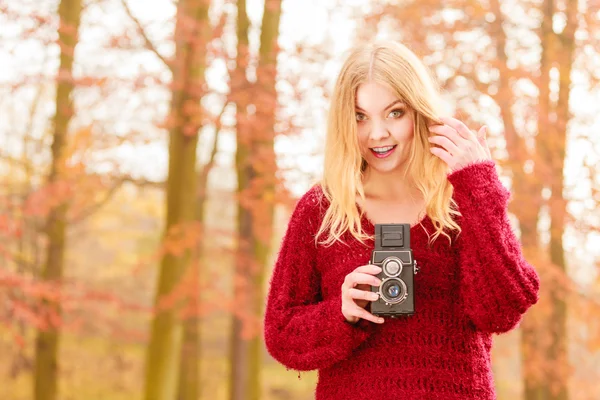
(370, 223), (418, 317)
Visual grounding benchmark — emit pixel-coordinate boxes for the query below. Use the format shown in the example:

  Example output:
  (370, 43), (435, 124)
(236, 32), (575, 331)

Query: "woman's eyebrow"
(355, 99), (405, 112)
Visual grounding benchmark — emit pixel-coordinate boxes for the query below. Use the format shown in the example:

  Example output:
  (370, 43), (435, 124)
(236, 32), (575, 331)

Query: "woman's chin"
(366, 160), (405, 175)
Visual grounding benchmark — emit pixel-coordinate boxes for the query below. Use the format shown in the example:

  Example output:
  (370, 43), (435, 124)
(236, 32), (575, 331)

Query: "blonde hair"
(316, 41), (461, 246)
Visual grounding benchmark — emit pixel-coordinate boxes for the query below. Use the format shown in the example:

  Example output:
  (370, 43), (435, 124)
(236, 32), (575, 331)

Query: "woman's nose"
(369, 121), (390, 141)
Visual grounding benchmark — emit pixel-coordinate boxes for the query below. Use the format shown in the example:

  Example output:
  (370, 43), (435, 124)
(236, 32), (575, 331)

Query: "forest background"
(1, 0), (599, 399)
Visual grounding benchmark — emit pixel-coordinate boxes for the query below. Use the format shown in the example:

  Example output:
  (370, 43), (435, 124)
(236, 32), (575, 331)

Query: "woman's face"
(355, 82), (414, 174)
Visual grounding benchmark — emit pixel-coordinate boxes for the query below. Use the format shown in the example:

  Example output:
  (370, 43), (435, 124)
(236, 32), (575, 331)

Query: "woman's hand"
(428, 116), (492, 173)
(341, 264), (384, 324)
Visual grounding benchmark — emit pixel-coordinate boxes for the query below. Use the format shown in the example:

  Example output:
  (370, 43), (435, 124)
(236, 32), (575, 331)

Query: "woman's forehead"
(355, 82), (404, 112)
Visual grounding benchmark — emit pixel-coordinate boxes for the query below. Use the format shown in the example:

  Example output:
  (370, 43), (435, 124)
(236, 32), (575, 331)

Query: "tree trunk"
(519, 0), (576, 398)
(543, 1), (577, 397)
(488, 1), (571, 397)
(178, 83), (224, 400)
(143, 1), (210, 399)
(520, 0), (554, 398)
(230, 1), (282, 399)
(33, 1), (82, 399)
(176, 191), (206, 400)
(230, 1), (252, 399)
(177, 260), (201, 400)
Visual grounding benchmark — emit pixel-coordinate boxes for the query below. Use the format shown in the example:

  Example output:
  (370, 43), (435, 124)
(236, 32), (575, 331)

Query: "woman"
(263, 41), (539, 399)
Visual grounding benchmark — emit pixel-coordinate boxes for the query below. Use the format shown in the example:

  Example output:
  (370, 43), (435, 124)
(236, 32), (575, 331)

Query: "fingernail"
(378, 318), (384, 323)
(372, 265), (382, 272)
(371, 293), (379, 301)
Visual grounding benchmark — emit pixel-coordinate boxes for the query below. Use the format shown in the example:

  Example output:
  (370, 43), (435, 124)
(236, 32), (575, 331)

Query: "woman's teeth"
(372, 145), (394, 153)
(370, 145), (397, 158)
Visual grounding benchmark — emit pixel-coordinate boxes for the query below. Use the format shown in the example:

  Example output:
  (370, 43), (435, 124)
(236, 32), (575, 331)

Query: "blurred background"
(1, 0), (599, 399)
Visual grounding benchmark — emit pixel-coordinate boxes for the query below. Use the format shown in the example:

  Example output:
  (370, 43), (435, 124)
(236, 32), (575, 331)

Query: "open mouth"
(370, 145), (397, 158)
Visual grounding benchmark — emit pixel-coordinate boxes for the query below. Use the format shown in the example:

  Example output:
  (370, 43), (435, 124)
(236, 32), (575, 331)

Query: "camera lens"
(383, 257), (403, 277)
(387, 284), (400, 298)
(380, 278), (408, 304)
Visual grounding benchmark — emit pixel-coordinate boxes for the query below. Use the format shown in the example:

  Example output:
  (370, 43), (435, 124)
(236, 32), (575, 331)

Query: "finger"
(345, 272), (382, 289)
(429, 124), (464, 146)
(353, 264), (382, 275)
(430, 146), (453, 166)
(439, 117), (475, 140)
(428, 135), (459, 156)
(348, 288), (379, 302)
(477, 126), (486, 144)
(344, 304), (384, 324)
(478, 126), (492, 159)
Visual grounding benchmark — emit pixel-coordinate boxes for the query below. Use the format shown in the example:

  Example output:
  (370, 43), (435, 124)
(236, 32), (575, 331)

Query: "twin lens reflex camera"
(370, 223), (419, 317)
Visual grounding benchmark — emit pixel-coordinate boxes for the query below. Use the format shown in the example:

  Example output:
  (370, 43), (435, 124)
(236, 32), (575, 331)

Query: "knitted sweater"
(263, 161), (540, 399)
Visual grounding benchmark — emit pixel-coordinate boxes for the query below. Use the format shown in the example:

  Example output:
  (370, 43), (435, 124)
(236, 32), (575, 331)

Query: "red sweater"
(264, 161), (540, 399)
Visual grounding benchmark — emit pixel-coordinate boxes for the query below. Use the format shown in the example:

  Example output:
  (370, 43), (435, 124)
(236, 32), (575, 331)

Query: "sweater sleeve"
(263, 186), (373, 371)
(448, 161), (540, 334)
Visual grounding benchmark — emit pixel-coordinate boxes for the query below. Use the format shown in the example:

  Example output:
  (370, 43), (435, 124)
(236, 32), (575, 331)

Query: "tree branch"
(120, 0), (171, 72)
(200, 101), (229, 182)
(117, 175), (165, 188)
(0, 151), (35, 175)
(70, 180), (125, 225)
(70, 175), (165, 225)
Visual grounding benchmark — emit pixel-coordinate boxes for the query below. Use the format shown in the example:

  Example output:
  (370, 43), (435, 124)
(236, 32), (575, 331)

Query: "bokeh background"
(1, 0), (599, 399)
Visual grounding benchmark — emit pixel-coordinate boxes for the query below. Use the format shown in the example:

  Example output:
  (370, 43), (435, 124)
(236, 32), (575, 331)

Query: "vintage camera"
(370, 223), (419, 317)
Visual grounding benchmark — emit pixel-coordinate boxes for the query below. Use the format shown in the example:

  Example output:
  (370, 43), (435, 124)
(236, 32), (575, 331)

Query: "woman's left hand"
(428, 116), (492, 173)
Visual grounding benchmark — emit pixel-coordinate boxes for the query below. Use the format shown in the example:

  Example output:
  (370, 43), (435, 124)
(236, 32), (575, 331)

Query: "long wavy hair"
(316, 41), (461, 246)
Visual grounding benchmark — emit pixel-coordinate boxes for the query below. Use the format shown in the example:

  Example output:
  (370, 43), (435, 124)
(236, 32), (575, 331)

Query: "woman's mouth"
(370, 145), (397, 158)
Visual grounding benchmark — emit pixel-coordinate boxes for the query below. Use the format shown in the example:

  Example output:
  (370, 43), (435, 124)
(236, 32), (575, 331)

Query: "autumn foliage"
(0, 0), (598, 400)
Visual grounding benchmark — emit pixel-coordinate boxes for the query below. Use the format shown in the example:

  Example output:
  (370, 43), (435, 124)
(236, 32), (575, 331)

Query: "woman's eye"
(389, 109), (405, 118)
(355, 113), (367, 122)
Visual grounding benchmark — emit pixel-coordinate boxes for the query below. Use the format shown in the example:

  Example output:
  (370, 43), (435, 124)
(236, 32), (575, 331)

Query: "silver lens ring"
(379, 277), (408, 305)
(382, 256), (403, 277)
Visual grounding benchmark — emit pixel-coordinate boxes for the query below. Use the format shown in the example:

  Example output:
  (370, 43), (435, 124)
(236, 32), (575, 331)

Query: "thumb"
(477, 125), (487, 142)
(478, 126), (491, 158)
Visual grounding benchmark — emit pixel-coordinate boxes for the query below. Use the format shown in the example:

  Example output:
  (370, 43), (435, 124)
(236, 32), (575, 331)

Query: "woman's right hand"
(341, 264), (384, 324)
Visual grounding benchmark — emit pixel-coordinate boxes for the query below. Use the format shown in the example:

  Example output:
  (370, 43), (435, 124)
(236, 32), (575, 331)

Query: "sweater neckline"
(355, 202), (430, 238)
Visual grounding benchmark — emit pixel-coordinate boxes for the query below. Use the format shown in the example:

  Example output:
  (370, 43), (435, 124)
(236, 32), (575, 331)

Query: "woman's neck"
(362, 167), (420, 201)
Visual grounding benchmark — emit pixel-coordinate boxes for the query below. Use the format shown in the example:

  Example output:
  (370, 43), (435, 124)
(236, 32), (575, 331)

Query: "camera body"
(370, 223), (418, 317)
